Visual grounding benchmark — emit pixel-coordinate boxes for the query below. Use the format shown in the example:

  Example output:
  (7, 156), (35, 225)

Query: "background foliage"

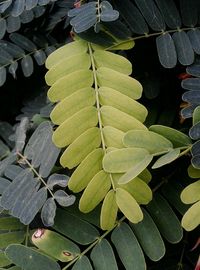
(0, 0), (199, 269)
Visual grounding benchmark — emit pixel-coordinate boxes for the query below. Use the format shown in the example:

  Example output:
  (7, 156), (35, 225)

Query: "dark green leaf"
(156, 33), (177, 68)
(134, 0), (165, 31)
(0, 216), (25, 230)
(90, 239), (118, 270)
(5, 244), (61, 270)
(11, 0), (25, 17)
(155, 0), (181, 28)
(130, 208), (165, 261)
(6, 16), (21, 33)
(0, 67), (6, 86)
(180, 0), (199, 27)
(111, 222), (146, 270)
(146, 194), (183, 243)
(26, 0), (38, 10)
(10, 33), (37, 52)
(20, 10), (34, 23)
(72, 255), (93, 270)
(34, 50), (46, 65)
(0, 18), (6, 39)
(0, 40), (25, 58)
(172, 31), (194, 66)
(53, 208), (100, 245)
(0, 231), (25, 249)
(187, 29), (200, 54)
(21, 55), (34, 77)
(114, 0), (148, 34)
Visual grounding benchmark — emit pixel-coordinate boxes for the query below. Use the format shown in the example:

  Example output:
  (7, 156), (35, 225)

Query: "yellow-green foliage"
(45, 38), (153, 229)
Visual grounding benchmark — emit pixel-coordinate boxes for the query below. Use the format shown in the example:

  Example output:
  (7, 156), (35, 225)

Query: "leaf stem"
(106, 26), (200, 50)
(88, 43), (106, 152)
(16, 152), (54, 198)
(61, 216), (125, 270)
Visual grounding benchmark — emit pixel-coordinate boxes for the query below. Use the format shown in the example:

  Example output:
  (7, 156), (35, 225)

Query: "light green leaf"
(46, 40), (87, 69)
(60, 127), (101, 169)
(146, 194), (183, 243)
(181, 180), (200, 204)
(116, 188), (143, 223)
(50, 87), (95, 125)
(79, 171), (111, 213)
(0, 217), (25, 230)
(100, 105), (147, 132)
(52, 106), (98, 148)
(97, 67), (143, 100)
(130, 208), (165, 262)
(149, 125), (192, 147)
(5, 244), (61, 270)
(0, 232), (25, 249)
(123, 130), (173, 154)
(99, 87), (148, 122)
(31, 229), (80, 262)
(187, 164), (200, 178)
(48, 69), (93, 102)
(103, 147), (150, 173)
(111, 222), (146, 270)
(138, 169), (152, 184)
(108, 39), (135, 50)
(94, 50), (132, 75)
(193, 105), (200, 125)
(118, 155), (153, 184)
(115, 176), (152, 204)
(100, 189), (118, 230)
(103, 126), (124, 148)
(90, 239), (118, 270)
(0, 250), (11, 267)
(181, 201), (200, 231)
(53, 209), (99, 245)
(46, 53), (91, 86)
(152, 148), (180, 169)
(72, 255), (93, 270)
(68, 148), (103, 192)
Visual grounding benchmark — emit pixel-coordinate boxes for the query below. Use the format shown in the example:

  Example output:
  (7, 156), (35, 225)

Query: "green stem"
(106, 26), (200, 50)
(152, 146), (191, 157)
(88, 43), (106, 152)
(16, 152), (54, 198)
(61, 216), (125, 270)
(25, 225), (29, 246)
(88, 43), (116, 190)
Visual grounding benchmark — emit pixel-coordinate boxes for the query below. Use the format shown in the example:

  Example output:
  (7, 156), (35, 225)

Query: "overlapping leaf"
(46, 39), (152, 228)
(68, 1), (119, 33)
(0, 33), (57, 86)
(0, 121), (75, 226)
